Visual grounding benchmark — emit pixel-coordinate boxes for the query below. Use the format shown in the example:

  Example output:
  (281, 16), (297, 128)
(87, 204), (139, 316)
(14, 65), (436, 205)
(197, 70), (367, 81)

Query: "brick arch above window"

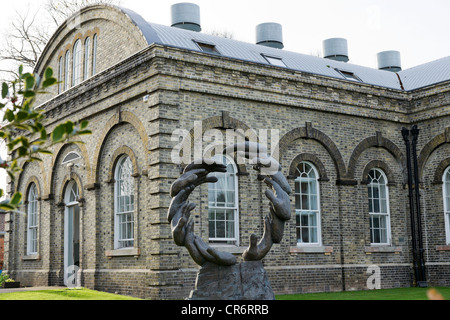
(106, 146), (140, 183)
(419, 127), (450, 181)
(287, 153), (329, 182)
(277, 122), (346, 182)
(92, 111), (148, 185)
(24, 177), (42, 202)
(57, 172), (84, 206)
(433, 157), (450, 184)
(347, 132), (406, 184)
(181, 112), (252, 176)
(360, 160), (397, 186)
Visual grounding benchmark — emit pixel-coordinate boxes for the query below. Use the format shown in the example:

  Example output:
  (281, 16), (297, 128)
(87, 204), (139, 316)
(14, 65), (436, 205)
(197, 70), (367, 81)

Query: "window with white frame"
(444, 167), (450, 244)
(114, 155), (135, 249)
(295, 162), (321, 245)
(27, 183), (38, 255)
(72, 40), (82, 86)
(84, 37), (91, 80)
(58, 56), (63, 94)
(368, 168), (391, 245)
(64, 50), (70, 91)
(208, 154), (239, 245)
(92, 34), (98, 75)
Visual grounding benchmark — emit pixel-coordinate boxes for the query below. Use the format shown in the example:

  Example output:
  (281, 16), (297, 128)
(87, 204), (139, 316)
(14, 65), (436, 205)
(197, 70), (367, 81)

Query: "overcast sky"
(1, 0), (450, 70)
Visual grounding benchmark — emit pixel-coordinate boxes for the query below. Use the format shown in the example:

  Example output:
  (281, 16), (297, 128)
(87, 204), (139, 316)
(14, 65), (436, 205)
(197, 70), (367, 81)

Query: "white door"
(64, 181), (80, 287)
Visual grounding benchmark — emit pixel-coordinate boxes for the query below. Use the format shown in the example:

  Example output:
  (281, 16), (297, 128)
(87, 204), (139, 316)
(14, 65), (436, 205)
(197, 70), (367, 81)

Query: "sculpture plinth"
(168, 142), (291, 300)
(189, 261), (275, 300)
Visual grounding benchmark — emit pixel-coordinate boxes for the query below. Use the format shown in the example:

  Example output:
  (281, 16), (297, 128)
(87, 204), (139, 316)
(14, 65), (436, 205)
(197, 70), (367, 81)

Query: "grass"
(0, 286), (448, 300)
(276, 287), (450, 300)
(0, 287), (142, 300)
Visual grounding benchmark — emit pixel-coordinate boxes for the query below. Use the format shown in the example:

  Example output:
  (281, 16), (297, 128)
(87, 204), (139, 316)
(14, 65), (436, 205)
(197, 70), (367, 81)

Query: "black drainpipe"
(402, 127), (420, 286)
(411, 125), (427, 287)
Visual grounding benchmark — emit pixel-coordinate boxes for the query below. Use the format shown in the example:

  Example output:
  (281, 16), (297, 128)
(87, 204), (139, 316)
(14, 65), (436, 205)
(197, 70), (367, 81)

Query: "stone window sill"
(289, 246), (333, 254)
(364, 246), (402, 254)
(22, 254), (40, 261)
(105, 248), (140, 258)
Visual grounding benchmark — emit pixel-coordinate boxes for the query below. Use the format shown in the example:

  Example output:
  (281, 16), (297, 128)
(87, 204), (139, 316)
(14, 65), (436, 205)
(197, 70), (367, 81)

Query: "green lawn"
(276, 287), (449, 300)
(0, 287), (141, 300)
(0, 286), (448, 300)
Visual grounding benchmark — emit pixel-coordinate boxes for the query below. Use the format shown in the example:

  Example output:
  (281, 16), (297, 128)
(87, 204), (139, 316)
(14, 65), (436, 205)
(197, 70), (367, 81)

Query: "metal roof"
(120, 7), (450, 92)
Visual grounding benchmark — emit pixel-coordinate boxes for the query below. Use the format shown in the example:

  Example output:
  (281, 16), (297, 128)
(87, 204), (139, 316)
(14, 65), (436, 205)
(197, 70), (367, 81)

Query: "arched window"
(27, 183), (38, 255)
(92, 34), (97, 75)
(58, 56), (63, 94)
(368, 168), (391, 245)
(208, 154), (239, 245)
(64, 50), (70, 91)
(295, 162), (321, 245)
(72, 40), (82, 86)
(114, 155), (135, 249)
(84, 37), (90, 80)
(62, 151), (81, 165)
(444, 167), (450, 244)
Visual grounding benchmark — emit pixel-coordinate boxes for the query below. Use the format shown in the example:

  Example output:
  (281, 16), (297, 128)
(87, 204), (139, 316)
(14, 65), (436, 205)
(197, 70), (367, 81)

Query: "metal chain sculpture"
(168, 142), (291, 268)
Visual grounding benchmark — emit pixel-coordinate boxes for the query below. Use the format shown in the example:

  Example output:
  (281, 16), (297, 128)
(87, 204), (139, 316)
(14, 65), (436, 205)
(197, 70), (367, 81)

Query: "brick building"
(3, 4), (450, 299)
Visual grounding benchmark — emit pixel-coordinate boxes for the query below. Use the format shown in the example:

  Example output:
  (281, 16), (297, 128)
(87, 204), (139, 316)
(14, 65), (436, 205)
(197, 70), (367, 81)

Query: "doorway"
(64, 181), (80, 287)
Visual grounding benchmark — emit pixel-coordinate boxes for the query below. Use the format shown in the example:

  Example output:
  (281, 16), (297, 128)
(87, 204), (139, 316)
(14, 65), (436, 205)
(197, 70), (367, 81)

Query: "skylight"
(262, 54), (286, 67)
(336, 69), (362, 82)
(194, 41), (220, 55)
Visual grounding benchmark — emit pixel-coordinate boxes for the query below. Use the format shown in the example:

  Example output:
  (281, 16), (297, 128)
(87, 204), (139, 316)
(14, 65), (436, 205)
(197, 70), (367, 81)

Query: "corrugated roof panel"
(120, 7), (449, 92)
(398, 56), (450, 90)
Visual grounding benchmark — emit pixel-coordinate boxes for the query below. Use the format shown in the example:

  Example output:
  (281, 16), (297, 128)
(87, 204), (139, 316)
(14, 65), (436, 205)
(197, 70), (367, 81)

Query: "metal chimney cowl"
(377, 50), (402, 72)
(171, 2), (201, 32)
(323, 38), (349, 63)
(256, 23), (284, 49)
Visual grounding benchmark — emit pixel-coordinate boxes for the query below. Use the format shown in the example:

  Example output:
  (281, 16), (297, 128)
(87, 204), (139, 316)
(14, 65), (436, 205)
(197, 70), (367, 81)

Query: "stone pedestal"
(189, 261), (275, 300)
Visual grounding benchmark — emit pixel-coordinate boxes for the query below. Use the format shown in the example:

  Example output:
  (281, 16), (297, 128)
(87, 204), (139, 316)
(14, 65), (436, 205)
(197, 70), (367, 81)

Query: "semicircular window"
(62, 152), (81, 165)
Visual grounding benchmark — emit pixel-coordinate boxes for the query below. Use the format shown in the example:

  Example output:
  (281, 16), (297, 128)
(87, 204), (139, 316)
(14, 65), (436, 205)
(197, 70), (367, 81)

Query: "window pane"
(115, 156), (135, 248)
(295, 162), (320, 244)
(92, 34), (97, 75)
(64, 51), (70, 90)
(73, 40), (82, 86)
(208, 155), (238, 242)
(301, 194), (309, 210)
(84, 37), (90, 79)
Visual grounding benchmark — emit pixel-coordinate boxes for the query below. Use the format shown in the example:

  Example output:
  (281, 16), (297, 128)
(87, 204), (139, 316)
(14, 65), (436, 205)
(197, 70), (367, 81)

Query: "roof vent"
(377, 50), (402, 72)
(171, 3), (201, 32)
(256, 23), (284, 49)
(323, 38), (349, 62)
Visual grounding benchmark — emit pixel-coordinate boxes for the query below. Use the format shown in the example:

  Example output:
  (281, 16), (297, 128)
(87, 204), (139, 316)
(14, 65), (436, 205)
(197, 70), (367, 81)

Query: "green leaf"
(10, 192), (22, 206)
(23, 90), (36, 98)
(42, 78), (57, 88)
(4, 109), (14, 122)
(65, 121), (74, 134)
(45, 67), (53, 80)
(80, 120), (89, 129)
(16, 110), (29, 122)
(25, 75), (35, 90)
(2, 82), (8, 99)
(51, 124), (66, 143)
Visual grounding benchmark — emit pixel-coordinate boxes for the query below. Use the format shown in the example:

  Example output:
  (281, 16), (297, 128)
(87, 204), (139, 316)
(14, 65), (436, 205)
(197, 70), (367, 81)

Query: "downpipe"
(411, 125), (427, 287)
